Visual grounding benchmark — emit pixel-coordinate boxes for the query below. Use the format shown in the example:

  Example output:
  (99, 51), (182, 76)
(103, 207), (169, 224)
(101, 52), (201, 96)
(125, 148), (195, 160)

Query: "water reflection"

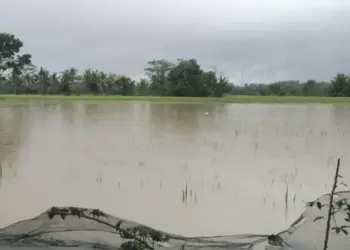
(148, 103), (227, 141)
(0, 164), (2, 188)
(0, 105), (30, 166)
(83, 103), (99, 117)
(149, 104), (200, 134)
(59, 103), (77, 125)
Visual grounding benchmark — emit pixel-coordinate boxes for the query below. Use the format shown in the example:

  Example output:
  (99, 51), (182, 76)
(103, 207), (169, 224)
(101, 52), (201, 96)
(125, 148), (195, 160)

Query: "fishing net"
(0, 191), (350, 250)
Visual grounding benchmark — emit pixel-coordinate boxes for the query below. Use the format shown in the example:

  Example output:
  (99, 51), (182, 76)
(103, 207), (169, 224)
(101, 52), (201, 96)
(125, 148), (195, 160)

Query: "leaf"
(48, 211), (54, 220)
(120, 241), (136, 250)
(336, 200), (344, 208)
(335, 228), (341, 234)
(342, 229), (349, 235)
(69, 207), (83, 218)
(149, 230), (162, 242)
(316, 202), (322, 210)
(120, 231), (133, 239)
(313, 216), (324, 222)
(340, 181), (346, 186)
(307, 202), (314, 207)
(60, 208), (70, 213)
(90, 209), (107, 218)
(47, 207), (59, 220)
(338, 174), (343, 178)
(116, 221), (123, 232)
(162, 234), (170, 242)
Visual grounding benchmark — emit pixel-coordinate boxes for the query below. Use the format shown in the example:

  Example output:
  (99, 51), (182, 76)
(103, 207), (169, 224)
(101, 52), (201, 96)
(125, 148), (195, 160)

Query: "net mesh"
(1, 191), (350, 250)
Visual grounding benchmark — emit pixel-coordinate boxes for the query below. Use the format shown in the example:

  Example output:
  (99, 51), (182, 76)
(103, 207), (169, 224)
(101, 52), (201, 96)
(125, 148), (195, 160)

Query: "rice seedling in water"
(181, 181), (199, 204)
(284, 184), (288, 205)
(284, 184), (289, 220)
(293, 192), (296, 203)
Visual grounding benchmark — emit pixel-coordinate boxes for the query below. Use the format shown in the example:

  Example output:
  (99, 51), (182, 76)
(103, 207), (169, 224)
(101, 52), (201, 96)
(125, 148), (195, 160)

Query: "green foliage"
(1, 32), (350, 98)
(308, 159), (350, 250)
(46, 207), (169, 250)
(329, 74), (350, 97)
(0, 33), (32, 76)
(0, 57), (234, 97)
(308, 193), (350, 234)
(232, 80), (332, 97)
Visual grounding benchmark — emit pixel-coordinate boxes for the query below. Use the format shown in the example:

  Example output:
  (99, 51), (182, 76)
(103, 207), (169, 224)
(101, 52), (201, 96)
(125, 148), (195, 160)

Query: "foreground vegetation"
(1, 33), (350, 99)
(307, 159), (350, 250)
(1, 94), (350, 104)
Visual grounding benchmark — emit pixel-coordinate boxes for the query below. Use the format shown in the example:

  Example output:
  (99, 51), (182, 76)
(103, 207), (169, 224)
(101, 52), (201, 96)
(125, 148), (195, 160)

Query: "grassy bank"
(1, 94), (350, 104)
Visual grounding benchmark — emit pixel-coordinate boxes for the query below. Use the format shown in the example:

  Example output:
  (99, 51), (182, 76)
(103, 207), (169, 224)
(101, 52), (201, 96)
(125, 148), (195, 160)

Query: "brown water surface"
(0, 102), (350, 236)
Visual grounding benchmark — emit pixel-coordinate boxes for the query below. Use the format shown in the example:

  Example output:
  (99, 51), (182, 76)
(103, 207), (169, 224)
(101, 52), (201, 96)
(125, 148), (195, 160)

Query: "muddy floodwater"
(0, 102), (350, 237)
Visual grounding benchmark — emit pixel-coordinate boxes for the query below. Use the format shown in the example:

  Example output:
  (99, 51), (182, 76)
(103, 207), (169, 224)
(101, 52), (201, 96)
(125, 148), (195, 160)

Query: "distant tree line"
(1, 32), (350, 97)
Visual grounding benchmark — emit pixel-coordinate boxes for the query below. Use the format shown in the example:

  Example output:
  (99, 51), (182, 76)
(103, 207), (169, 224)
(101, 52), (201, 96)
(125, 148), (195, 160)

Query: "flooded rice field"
(0, 102), (350, 237)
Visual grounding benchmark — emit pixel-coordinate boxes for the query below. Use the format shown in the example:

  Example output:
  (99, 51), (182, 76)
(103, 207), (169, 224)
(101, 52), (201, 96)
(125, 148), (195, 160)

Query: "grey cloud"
(2, 0), (350, 83)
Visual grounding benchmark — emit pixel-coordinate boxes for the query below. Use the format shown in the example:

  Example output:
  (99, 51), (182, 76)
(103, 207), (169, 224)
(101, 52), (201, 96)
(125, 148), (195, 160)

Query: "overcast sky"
(2, 0), (350, 84)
